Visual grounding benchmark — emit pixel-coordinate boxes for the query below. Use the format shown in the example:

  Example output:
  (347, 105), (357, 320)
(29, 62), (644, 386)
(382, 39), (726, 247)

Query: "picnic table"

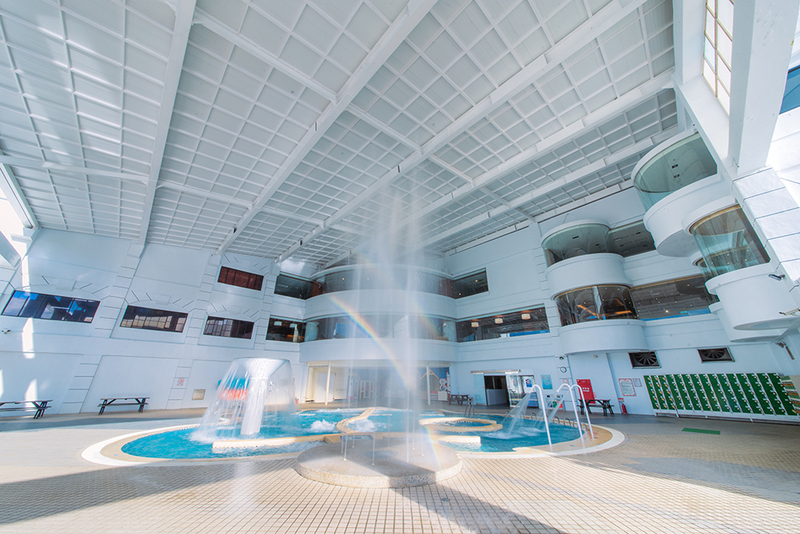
(98, 397), (149, 415)
(449, 394), (472, 405)
(579, 399), (614, 416)
(0, 399), (52, 418)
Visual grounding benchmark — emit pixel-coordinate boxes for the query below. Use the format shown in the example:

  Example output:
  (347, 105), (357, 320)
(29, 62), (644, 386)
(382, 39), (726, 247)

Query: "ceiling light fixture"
(521, 313), (531, 320)
(494, 317), (503, 324)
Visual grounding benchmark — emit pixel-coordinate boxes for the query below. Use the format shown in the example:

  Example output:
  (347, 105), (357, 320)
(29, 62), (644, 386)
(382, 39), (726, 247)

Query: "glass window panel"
(630, 276), (715, 320)
(2, 290), (100, 322)
(597, 285), (637, 320)
(120, 306), (187, 332)
(204, 317), (254, 339)
(456, 307), (549, 342)
(717, 0), (734, 36)
(705, 13), (715, 41)
(218, 266), (263, 291)
(704, 36), (715, 62)
(452, 270), (489, 298)
(607, 221), (655, 257)
(717, 29), (732, 67)
(274, 274), (314, 299)
(691, 206), (769, 277)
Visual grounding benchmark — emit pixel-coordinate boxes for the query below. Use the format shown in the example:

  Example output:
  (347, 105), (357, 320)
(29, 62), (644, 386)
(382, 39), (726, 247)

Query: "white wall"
(0, 230), (302, 414)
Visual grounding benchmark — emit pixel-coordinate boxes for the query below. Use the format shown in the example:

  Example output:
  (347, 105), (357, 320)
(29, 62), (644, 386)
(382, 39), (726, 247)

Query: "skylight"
(703, 0), (734, 113)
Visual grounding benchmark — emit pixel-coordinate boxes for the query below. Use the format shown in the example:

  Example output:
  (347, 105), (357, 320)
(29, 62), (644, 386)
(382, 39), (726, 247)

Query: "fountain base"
(295, 438), (461, 488)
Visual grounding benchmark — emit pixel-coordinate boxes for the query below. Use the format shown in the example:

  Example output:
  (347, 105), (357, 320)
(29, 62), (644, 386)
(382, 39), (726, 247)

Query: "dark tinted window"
(452, 270), (488, 299)
(630, 276), (715, 320)
(120, 306), (187, 332)
(2, 290), (99, 322)
(456, 307), (548, 342)
(274, 274), (319, 299)
(266, 317), (306, 343)
(204, 317), (253, 339)
(218, 266), (263, 291)
(304, 314), (454, 342)
(607, 221), (656, 257)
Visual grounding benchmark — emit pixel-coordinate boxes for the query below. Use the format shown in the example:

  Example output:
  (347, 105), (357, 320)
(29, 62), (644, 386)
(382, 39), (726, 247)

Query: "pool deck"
(1, 403), (799, 533)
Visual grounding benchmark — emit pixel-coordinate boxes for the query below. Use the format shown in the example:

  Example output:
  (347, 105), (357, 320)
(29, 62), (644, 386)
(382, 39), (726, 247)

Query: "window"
(607, 221), (656, 257)
(698, 347), (733, 362)
(266, 317), (306, 343)
(703, 0), (734, 113)
(781, 65), (800, 114)
(452, 270), (488, 299)
(690, 206), (769, 278)
(555, 285), (637, 326)
(218, 266), (263, 291)
(2, 290), (100, 322)
(204, 317), (253, 339)
(456, 307), (549, 342)
(120, 306), (187, 332)
(274, 274), (317, 299)
(630, 276), (715, 320)
(303, 314), (455, 342)
(629, 351), (660, 368)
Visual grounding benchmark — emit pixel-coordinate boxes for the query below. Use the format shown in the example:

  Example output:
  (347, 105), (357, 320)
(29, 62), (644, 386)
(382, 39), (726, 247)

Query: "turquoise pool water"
(120, 410), (582, 459)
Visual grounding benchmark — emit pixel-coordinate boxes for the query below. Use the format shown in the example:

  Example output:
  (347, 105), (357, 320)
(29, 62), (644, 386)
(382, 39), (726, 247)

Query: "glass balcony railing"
(633, 132), (718, 210)
(555, 285), (637, 326)
(690, 206), (770, 278)
(542, 223), (610, 267)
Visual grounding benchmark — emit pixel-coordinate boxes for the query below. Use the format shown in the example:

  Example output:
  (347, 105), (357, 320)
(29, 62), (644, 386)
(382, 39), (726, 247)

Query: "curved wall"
(305, 289), (456, 320)
(643, 174), (729, 256)
(545, 253), (630, 297)
(558, 320), (647, 354)
(706, 264), (798, 331)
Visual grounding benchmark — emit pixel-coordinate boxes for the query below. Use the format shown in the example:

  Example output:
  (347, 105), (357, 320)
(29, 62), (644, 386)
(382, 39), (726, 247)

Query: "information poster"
(619, 378), (636, 396)
(541, 374), (552, 389)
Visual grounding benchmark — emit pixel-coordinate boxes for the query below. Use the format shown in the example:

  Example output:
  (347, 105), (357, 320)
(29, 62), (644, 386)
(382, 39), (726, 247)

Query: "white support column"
(426, 364), (431, 406)
(253, 262), (279, 351)
(325, 362), (332, 406)
(728, 0), (800, 175)
(91, 242), (144, 338)
(183, 255), (221, 344)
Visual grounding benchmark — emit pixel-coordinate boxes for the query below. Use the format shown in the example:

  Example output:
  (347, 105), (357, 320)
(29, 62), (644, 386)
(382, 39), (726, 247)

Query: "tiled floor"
(1, 407), (799, 533)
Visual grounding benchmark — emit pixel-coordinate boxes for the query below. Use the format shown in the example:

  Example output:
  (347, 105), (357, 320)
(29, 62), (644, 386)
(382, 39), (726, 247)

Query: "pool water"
(120, 410), (583, 459)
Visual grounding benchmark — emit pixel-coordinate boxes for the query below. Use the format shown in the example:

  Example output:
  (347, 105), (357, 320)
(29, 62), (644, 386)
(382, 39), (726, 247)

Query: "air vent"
(629, 351), (660, 368)
(698, 347), (733, 362)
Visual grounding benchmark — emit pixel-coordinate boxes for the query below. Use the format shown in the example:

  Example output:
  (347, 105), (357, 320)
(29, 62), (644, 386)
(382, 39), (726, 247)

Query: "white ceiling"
(0, 0), (678, 268)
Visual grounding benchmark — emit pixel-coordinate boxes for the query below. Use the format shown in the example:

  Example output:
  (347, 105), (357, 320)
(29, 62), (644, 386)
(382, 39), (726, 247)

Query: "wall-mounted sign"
(633, 378), (642, 387)
(619, 378), (636, 396)
(541, 374), (552, 389)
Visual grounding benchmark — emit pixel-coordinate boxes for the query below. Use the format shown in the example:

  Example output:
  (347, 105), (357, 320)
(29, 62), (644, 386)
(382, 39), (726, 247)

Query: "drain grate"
(682, 428), (721, 435)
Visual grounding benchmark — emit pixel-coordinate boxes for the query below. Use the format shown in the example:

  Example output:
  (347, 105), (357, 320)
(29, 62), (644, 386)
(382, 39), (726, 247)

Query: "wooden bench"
(98, 397), (149, 415)
(579, 399), (614, 416)
(0, 400), (52, 419)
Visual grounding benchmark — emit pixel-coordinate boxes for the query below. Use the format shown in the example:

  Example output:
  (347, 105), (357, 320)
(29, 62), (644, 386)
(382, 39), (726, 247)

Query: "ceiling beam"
(0, 156), (149, 182)
(278, 0), (652, 261)
(0, 161), (37, 229)
(399, 72), (674, 234)
(136, 0), (197, 245)
(418, 136), (662, 249)
(215, 0), (439, 256)
(193, 10), (338, 103)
